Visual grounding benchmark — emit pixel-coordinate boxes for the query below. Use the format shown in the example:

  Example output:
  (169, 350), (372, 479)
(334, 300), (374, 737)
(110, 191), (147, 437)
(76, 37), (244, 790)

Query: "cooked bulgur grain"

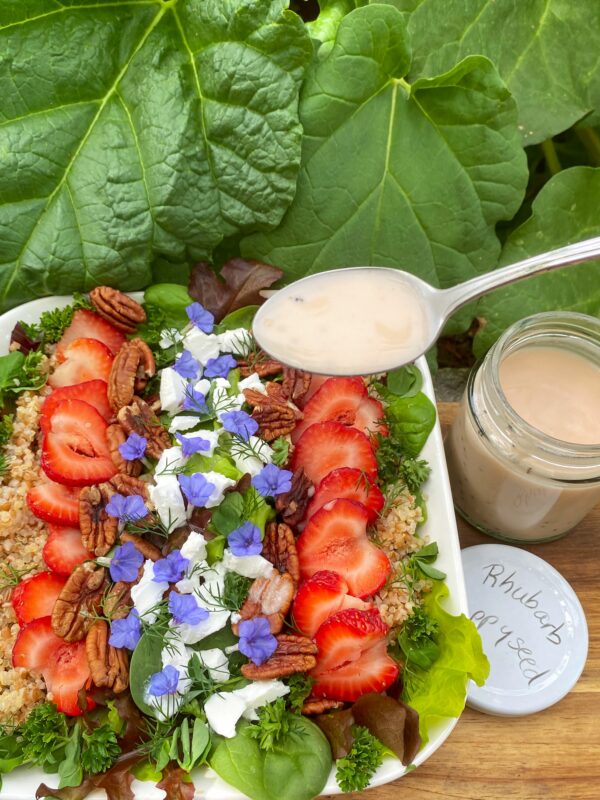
(0, 390), (49, 724)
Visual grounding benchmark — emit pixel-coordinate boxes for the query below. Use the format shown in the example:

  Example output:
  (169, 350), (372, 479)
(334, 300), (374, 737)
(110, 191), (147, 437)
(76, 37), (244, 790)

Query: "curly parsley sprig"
(335, 725), (385, 792)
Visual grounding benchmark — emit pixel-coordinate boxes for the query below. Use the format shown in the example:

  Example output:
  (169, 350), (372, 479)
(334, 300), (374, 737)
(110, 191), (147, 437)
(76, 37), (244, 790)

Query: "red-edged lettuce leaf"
(37, 751), (142, 800)
(156, 764), (195, 800)
(188, 258), (282, 322)
(402, 581), (489, 741)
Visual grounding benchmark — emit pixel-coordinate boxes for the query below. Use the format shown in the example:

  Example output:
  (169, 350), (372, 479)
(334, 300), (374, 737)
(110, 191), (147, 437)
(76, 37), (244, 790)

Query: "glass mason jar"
(445, 312), (600, 543)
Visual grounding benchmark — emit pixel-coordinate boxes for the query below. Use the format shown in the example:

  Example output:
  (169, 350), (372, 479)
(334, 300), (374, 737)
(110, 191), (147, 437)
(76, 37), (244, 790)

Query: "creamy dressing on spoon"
(253, 270), (432, 374)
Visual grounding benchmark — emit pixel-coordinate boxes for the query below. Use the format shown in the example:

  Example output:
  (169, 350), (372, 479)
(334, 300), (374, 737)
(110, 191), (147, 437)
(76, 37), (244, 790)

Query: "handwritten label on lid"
(462, 544), (588, 716)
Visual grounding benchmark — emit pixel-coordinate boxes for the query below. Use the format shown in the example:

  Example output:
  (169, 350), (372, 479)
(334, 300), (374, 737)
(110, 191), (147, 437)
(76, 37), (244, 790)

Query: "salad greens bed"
(0, 280), (489, 799)
(1, 0), (600, 357)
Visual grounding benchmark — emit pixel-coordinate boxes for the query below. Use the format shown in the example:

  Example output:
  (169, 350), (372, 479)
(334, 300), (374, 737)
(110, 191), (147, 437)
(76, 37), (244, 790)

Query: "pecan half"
(52, 564), (106, 642)
(118, 396), (170, 459)
(90, 286), (146, 333)
(238, 352), (283, 378)
(106, 423), (143, 477)
(281, 368), (312, 405)
(86, 620), (129, 693)
(233, 572), (294, 635)
(80, 484), (118, 556)
(243, 386), (302, 442)
(275, 468), (312, 527)
(262, 522), (300, 587)
(241, 634), (317, 680)
(103, 581), (132, 620)
(302, 698), (345, 716)
(108, 339), (156, 411)
(110, 473), (149, 500)
(120, 532), (162, 561)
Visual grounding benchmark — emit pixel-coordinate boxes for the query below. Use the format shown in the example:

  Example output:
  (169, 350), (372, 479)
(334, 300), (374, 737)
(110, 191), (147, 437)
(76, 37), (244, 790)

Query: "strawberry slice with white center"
(49, 337), (113, 388)
(42, 525), (93, 576)
(296, 499), (391, 598)
(311, 638), (399, 701)
(291, 422), (378, 487)
(304, 467), (384, 526)
(40, 380), (111, 434)
(27, 479), (80, 525)
(12, 616), (93, 716)
(11, 572), (67, 626)
(291, 570), (371, 638)
(56, 309), (126, 357)
(291, 377), (387, 445)
(41, 398), (117, 486)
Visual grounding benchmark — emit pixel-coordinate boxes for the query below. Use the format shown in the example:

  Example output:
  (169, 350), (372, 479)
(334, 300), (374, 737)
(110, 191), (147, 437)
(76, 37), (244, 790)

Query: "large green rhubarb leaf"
(474, 167), (600, 356)
(243, 4), (527, 317)
(0, 0), (311, 311)
(405, 0), (600, 144)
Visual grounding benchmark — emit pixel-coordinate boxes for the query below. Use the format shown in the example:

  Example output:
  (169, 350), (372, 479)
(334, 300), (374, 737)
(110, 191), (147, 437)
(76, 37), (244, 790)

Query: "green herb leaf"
(143, 284), (193, 330)
(335, 725), (384, 793)
(243, 4), (527, 333)
(285, 673), (315, 714)
(218, 305), (260, 332)
(247, 699), (304, 752)
(0, 351), (47, 407)
(57, 722), (82, 790)
(19, 703), (70, 771)
(0, 1), (311, 312)
(81, 724), (120, 775)
(271, 437), (291, 467)
(19, 294), (92, 344)
(398, 606), (440, 671)
(398, 457), (431, 494)
(410, 542), (446, 580)
(386, 365), (423, 397)
(222, 572), (253, 612)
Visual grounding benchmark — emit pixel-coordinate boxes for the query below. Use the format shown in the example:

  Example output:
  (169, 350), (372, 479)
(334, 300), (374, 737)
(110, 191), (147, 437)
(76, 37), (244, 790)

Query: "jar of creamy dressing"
(445, 312), (600, 542)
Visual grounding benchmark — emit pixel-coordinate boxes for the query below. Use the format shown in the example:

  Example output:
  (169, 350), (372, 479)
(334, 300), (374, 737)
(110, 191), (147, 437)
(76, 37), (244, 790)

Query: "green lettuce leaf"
(402, 581), (490, 741)
(0, 0), (311, 311)
(474, 166), (600, 356)
(242, 4), (527, 332)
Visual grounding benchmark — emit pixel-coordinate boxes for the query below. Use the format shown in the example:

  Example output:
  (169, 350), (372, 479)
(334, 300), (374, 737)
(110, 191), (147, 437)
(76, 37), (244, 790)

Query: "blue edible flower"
(221, 410), (258, 442)
(173, 350), (200, 380)
(182, 386), (208, 413)
(251, 464), (293, 498)
(168, 592), (209, 625)
(228, 522), (262, 557)
(175, 432), (211, 458)
(238, 617), (277, 666)
(109, 541), (144, 583)
(153, 550), (189, 583)
(105, 493), (149, 523)
(204, 354), (237, 379)
(118, 432), (147, 461)
(108, 609), (141, 650)
(186, 302), (214, 334)
(178, 472), (215, 507)
(148, 665), (180, 697)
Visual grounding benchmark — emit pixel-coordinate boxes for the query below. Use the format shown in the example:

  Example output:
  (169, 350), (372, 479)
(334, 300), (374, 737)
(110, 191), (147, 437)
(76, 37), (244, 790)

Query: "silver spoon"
(252, 236), (600, 376)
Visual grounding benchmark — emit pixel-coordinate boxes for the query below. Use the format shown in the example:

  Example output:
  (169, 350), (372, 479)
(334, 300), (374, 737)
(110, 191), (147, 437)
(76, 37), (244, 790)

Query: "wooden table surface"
(328, 402), (599, 800)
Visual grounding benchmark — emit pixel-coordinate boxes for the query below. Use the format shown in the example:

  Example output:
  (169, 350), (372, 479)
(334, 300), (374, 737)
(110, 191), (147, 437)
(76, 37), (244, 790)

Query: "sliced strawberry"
(300, 374), (332, 407)
(311, 639), (399, 702)
(27, 480), (80, 525)
(57, 309), (126, 357)
(40, 380), (111, 434)
(312, 607), (389, 670)
(11, 572), (67, 626)
(12, 616), (93, 716)
(291, 570), (370, 639)
(43, 526), (93, 576)
(49, 338), (113, 388)
(304, 468), (384, 525)
(291, 422), (378, 487)
(41, 398), (117, 486)
(292, 378), (387, 444)
(296, 499), (390, 598)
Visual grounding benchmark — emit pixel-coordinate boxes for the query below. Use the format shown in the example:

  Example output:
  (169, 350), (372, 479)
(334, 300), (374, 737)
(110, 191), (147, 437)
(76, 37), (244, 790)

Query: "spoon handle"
(440, 235), (600, 317)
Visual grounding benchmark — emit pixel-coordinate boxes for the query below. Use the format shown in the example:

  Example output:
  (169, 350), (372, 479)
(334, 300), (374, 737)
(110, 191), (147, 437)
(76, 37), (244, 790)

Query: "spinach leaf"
(129, 633), (163, 716)
(57, 722), (82, 790)
(218, 305), (260, 332)
(144, 284), (193, 329)
(210, 717), (332, 800)
(0, 0), (311, 312)
(382, 391), (436, 458)
(386, 365), (423, 397)
(243, 4), (527, 333)
(474, 166), (600, 356)
(0, 351), (47, 408)
(211, 492), (245, 536)
(0, 734), (27, 776)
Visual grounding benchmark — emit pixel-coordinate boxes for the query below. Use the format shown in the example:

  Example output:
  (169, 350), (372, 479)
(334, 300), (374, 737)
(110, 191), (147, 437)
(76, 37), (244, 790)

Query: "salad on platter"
(0, 261), (488, 800)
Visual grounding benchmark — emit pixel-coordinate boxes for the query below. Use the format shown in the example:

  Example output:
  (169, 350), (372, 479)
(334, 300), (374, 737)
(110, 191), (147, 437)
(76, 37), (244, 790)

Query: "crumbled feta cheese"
(148, 474), (187, 530)
(194, 377), (211, 396)
(159, 328), (183, 349)
(186, 428), (220, 459)
(204, 692), (247, 738)
(145, 689), (185, 723)
(161, 633), (193, 676)
(180, 530), (207, 565)
(203, 471), (237, 508)
(155, 446), (187, 477)
(131, 561), (168, 623)
(238, 680), (290, 721)
(222, 549), (275, 579)
(169, 415), (202, 433)
(217, 328), (252, 357)
(184, 328), (220, 364)
(159, 367), (188, 414)
(196, 648), (230, 682)
(175, 609), (231, 645)
(230, 436), (274, 477)
(238, 372), (267, 394)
